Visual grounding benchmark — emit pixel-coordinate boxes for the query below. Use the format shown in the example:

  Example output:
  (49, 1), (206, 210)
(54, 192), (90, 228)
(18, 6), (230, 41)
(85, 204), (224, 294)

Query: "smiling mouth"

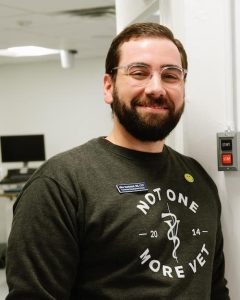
(132, 97), (172, 112)
(138, 103), (169, 110)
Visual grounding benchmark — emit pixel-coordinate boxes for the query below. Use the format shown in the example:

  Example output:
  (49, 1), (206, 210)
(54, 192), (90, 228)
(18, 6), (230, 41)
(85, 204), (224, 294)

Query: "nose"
(144, 73), (167, 98)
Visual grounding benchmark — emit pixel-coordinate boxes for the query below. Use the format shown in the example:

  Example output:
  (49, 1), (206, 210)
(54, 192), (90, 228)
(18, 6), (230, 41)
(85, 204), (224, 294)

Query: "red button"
(222, 153), (233, 165)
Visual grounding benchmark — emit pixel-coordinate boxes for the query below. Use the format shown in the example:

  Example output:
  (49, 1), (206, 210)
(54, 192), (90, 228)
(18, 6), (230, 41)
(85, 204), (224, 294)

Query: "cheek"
(116, 83), (143, 104)
(168, 88), (184, 105)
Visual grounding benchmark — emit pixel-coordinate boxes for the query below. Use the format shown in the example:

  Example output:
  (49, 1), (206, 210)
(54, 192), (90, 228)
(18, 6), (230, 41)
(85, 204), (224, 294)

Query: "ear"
(103, 74), (114, 105)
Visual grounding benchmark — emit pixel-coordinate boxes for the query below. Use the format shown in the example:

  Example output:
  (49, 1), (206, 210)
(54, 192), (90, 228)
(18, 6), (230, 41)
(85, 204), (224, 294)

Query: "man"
(6, 23), (229, 299)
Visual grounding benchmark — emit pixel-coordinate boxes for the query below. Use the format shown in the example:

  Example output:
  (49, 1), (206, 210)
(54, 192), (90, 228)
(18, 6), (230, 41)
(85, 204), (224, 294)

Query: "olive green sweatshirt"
(6, 137), (230, 299)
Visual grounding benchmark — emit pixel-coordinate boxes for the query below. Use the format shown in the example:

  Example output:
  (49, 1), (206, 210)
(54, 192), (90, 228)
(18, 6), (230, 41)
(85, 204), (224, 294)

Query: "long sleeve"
(6, 177), (80, 300)
(211, 220), (230, 299)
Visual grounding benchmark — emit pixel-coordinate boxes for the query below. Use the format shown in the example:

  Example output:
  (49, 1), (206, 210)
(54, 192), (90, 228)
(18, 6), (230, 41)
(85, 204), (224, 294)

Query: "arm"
(6, 177), (80, 299)
(211, 220), (230, 300)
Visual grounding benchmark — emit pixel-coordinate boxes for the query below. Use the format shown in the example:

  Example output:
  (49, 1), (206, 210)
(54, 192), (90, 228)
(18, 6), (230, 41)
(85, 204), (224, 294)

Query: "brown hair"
(105, 22), (188, 79)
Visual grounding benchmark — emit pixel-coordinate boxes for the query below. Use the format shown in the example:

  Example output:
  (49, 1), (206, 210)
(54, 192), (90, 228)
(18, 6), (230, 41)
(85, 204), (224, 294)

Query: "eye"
(162, 73), (178, 81)
(161, 68), (182, 82)
(128, 66), (150, 80)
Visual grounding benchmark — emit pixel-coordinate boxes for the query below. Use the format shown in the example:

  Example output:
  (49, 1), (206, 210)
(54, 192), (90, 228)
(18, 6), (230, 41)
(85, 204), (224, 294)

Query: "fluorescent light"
(0, 46), (60, 57)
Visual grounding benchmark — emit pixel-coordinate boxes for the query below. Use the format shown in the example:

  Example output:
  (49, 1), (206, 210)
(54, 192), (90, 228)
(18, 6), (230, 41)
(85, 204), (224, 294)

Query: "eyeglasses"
(111, 63), (187, 87)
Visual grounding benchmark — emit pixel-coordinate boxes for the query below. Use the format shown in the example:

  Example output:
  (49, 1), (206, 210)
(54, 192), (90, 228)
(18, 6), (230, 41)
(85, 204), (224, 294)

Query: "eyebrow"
(128, 62), (149, 67)
(129, 62), (182, 69)
(160, 64), (183, 69)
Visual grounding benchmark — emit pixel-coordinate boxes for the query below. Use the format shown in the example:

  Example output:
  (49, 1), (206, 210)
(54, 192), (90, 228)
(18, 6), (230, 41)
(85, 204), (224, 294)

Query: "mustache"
(131, 96), (175, 110)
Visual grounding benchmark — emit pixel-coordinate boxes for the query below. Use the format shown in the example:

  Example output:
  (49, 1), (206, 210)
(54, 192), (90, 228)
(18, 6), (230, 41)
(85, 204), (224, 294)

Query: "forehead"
(118, 37), (182, 67)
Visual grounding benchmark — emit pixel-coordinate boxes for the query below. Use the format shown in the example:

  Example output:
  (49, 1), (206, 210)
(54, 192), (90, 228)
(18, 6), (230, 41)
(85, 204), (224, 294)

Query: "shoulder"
(166, 145), (208, 170)
(166, 145), (218, 192)
(20, 138), (102, 198)
(38, 137), (101, 174)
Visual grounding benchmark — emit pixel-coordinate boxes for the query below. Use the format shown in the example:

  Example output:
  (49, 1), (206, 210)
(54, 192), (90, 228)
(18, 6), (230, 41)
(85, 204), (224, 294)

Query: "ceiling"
(0, 0), (116, 65)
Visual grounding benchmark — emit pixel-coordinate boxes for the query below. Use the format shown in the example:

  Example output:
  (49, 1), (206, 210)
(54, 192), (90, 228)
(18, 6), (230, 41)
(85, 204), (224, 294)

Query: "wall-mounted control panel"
(217, 131), (240, 171)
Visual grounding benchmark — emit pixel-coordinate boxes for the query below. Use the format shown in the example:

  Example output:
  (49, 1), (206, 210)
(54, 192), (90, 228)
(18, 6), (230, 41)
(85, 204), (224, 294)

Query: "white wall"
(0, 56), (112, 168)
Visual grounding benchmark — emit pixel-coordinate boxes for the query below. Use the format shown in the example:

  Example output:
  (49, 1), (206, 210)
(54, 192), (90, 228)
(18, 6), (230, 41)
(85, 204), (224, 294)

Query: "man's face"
(104, 38), (186, 142)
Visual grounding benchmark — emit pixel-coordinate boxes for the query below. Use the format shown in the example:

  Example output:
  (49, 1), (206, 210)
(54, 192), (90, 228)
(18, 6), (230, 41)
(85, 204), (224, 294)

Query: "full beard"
(111, 88), (185, 142)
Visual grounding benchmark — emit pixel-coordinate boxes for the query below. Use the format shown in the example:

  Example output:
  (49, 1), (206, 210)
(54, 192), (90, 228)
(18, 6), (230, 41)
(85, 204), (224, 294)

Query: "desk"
(0, 193), (18, 201)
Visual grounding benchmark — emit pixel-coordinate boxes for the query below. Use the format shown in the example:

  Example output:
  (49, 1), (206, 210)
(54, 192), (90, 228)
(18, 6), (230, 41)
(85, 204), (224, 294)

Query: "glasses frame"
(111, 63), (187, 87)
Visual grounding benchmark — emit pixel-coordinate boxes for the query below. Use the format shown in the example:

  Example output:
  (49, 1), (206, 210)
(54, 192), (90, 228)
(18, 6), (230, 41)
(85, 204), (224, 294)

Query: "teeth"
(150, 105), (166, 109)
(138, 103), (168, 109)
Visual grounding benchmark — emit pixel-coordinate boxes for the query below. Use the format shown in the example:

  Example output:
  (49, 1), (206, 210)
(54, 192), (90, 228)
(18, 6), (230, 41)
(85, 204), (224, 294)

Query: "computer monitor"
(0, 134), (45, 170)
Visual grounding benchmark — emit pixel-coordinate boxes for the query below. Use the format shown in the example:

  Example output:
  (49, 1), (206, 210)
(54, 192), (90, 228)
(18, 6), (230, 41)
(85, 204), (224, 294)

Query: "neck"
(106, 121), (165, 153)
